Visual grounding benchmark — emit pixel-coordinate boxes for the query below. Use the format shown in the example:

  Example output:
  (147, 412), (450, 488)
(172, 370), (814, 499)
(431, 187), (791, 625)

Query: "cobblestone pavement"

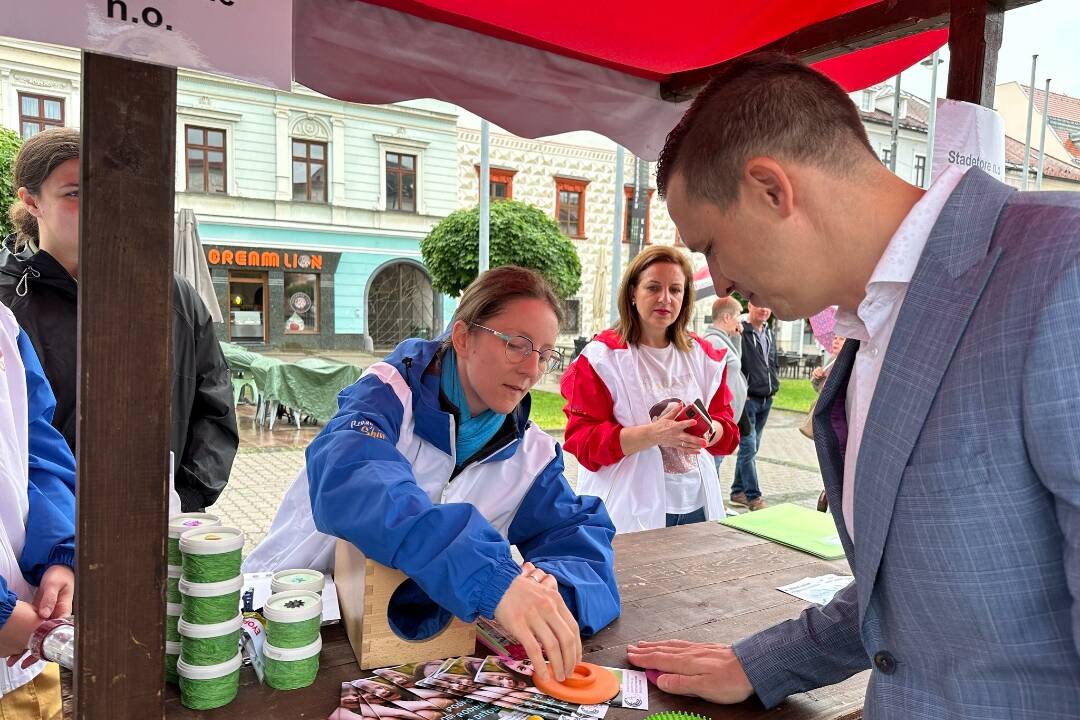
(213, 407), (824, 554)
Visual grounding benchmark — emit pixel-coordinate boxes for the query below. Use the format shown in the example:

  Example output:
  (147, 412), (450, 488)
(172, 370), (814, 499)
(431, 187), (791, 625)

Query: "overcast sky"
(901, 0), (1080, 101)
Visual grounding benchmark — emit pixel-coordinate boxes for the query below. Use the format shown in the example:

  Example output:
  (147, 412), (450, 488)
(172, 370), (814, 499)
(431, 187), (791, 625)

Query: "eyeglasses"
(470, 323), (563, 374)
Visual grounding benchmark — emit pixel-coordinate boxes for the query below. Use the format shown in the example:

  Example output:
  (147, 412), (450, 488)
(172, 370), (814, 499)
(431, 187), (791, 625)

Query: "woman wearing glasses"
(561, 245), (740, 534)
(248, 266), (618, 683)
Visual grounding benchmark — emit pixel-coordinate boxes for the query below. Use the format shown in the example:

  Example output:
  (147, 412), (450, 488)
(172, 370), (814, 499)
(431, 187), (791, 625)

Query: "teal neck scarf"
(440, 347), (507, 465)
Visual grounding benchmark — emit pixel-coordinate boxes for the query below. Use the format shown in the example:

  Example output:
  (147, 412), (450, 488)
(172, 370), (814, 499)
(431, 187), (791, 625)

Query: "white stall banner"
(931, 99), (1006, 182)
(0, 0), (291, 89)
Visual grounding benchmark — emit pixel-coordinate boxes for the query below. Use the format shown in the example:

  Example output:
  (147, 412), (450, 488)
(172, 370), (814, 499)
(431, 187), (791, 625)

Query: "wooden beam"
(947, 0), (1006, 106)
(662, 0), (1038, 101)
(75, 52), (176, 719)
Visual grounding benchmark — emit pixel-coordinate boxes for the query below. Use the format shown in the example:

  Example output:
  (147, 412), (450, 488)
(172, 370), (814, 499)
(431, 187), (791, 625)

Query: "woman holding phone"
(561, 245), (739, 533)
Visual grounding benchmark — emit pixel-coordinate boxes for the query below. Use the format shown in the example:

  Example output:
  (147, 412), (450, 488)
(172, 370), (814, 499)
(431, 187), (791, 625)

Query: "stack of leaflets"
(330, 656), (647, 720)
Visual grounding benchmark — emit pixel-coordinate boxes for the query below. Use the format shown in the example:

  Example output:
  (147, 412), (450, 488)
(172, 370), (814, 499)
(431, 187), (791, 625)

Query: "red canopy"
(361, 0), (940, 81)
(294, 0), (947, 158)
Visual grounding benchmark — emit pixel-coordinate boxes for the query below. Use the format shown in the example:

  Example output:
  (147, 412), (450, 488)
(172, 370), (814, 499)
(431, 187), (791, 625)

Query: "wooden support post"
(75, 52), (176, 719)
(946, 0), (1005, 106)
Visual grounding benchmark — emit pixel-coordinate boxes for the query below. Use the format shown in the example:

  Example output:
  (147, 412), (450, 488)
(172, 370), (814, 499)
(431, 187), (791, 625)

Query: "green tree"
(0, 128), (22, 239)
(421, 200), (582, 299)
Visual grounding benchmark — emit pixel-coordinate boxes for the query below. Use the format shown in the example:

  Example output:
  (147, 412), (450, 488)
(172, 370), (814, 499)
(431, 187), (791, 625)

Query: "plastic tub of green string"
(167, 565), (183, 604)
(180, 575), (244, 624)
(165, 640), (182, 685)
(177, 651), (241, 710)
(168, 513), (220, 566)
(262, 590), (322, 649)
(179, 614), (243, 666)
(180, 526), (243, 583)
(166, 602), (183, 642)
(263, 636), (322, 691)
(270, 568), (325, 595)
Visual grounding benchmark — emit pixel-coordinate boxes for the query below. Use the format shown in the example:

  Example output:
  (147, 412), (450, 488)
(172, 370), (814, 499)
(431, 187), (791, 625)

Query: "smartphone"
(676, 399), (715, 441)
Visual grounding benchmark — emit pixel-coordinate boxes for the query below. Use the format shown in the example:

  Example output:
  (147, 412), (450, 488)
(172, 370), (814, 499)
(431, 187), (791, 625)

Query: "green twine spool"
(263, 637), (321, 691)
(180, 575), (243, 624)
(177, 653), (241, 710)
(180, 526), (243, 583)
(165, 640), (181, 685)
(179, 614), (242, 666)
(169, 513), (220, 566)
(263, 590), (323, 649)
(166, 565), (182, 604)
(266, 616), (320, 649)
(166, 603), (183, 643)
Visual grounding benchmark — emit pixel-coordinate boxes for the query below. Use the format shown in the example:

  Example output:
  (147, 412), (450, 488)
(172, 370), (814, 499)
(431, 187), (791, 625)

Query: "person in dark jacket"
(730, 301), (779, 511)
(0, 128), (238, 512)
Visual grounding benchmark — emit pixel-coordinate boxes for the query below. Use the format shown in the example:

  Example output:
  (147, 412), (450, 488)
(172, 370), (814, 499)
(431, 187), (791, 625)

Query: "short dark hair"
(656, 52), (876, 208)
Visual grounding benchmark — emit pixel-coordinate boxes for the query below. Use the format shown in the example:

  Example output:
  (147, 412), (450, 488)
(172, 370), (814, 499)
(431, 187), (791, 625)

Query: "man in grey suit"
(627, 53), (1080, 718)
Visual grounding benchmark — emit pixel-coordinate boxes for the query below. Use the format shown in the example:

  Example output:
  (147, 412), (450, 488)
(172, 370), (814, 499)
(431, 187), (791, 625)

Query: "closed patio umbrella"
(173, 208), (223, 323)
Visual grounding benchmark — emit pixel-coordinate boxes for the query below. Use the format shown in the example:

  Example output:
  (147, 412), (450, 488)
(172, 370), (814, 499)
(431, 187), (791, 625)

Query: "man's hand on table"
(626, 640), (754, 704)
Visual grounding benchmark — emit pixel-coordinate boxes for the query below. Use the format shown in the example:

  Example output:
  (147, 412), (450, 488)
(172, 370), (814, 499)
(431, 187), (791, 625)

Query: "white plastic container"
(178, 575), (244, 625)
(263, 636), (322, 691)
(179, 527), (244, 583)
(178, 614), (243, 666)
(270, 568), (325, 595)
(177, 652), (241, 710)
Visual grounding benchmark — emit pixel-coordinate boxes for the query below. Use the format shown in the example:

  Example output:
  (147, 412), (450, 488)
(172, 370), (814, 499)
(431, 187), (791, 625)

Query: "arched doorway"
(367, 261), (438, 349)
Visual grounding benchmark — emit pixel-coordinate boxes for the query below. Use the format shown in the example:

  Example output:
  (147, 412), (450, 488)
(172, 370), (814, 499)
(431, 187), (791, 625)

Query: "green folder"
(720, 503), (846, 560)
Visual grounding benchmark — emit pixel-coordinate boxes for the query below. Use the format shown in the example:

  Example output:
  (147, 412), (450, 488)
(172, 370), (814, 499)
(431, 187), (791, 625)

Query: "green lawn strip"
(530, 389), (568, 432)
(772, 378), (817, 414)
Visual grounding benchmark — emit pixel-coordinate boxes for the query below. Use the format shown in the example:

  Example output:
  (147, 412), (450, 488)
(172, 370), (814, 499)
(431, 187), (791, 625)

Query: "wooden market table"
(165, 522), (866, 719)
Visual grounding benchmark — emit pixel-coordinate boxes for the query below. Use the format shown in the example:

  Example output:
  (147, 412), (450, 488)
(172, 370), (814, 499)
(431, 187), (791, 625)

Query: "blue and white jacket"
(0, 302), (76, 696)
(247, 338), (620, 636)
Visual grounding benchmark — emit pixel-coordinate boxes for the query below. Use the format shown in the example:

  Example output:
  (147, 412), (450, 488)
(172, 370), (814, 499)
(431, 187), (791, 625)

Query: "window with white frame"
(860, 90), (875, 112)
(176, 106), (239, 195)
(374, 134), (429, 214)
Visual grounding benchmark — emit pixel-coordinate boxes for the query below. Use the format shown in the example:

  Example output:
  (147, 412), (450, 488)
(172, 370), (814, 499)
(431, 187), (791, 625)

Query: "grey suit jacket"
(732, 169), (1080, 718)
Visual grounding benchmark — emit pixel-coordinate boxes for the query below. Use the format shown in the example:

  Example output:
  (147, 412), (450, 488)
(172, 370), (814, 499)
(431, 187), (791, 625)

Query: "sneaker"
(729, 492), (749, 507)
(747, 497), (768, 512)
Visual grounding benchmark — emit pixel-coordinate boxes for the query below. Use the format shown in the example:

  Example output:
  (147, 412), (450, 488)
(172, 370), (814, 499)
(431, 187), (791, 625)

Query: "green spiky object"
(644, 713), (713, 720)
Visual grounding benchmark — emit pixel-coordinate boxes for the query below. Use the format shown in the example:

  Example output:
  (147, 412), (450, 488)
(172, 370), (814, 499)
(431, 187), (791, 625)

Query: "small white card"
(777, 574), (853, 606)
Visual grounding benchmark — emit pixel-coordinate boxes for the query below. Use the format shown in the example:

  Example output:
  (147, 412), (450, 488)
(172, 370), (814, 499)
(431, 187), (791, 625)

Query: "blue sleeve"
(508, 445), (621, 636)
(17, 329), (76, 586)
(307, 374), (521, 622)
(0, 575), (15, 631)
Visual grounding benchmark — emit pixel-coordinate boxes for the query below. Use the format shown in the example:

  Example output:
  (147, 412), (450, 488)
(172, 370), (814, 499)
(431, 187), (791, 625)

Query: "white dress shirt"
(833, 166), (965, 537)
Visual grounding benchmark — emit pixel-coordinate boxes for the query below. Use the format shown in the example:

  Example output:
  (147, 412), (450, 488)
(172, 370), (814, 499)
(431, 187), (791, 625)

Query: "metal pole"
(1021, 54), (1038, 190)
(479, 120), (490, 273)
(889, 73), (901, 173)
(610, 145), (624, 326)
(925, 51), (939, 188)
(1036, 78), (1051, 190)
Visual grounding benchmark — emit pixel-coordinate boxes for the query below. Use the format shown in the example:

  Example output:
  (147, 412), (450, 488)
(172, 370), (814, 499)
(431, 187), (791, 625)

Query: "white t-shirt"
(634, 343), (705, 514)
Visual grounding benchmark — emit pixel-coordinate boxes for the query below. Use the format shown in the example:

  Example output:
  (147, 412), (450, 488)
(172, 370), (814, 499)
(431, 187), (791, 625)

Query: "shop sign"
(206, 248), (323, 271)
(0, 0), (291, 89)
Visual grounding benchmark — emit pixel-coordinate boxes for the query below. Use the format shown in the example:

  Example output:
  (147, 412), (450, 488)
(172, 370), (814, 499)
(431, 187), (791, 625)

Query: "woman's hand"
(704, 420), (724, 447)
(1, 601), (42, 660)
(651, 403), (706, 452)
(620, 403), (702, 456)
(812, 367), (826, 381)
(34, 565), (74, 619)
(494, 565), (581, 683)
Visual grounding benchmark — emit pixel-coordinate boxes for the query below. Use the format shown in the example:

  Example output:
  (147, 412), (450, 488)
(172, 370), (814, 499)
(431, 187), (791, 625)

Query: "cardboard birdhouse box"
(335, 540), (476, 669)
